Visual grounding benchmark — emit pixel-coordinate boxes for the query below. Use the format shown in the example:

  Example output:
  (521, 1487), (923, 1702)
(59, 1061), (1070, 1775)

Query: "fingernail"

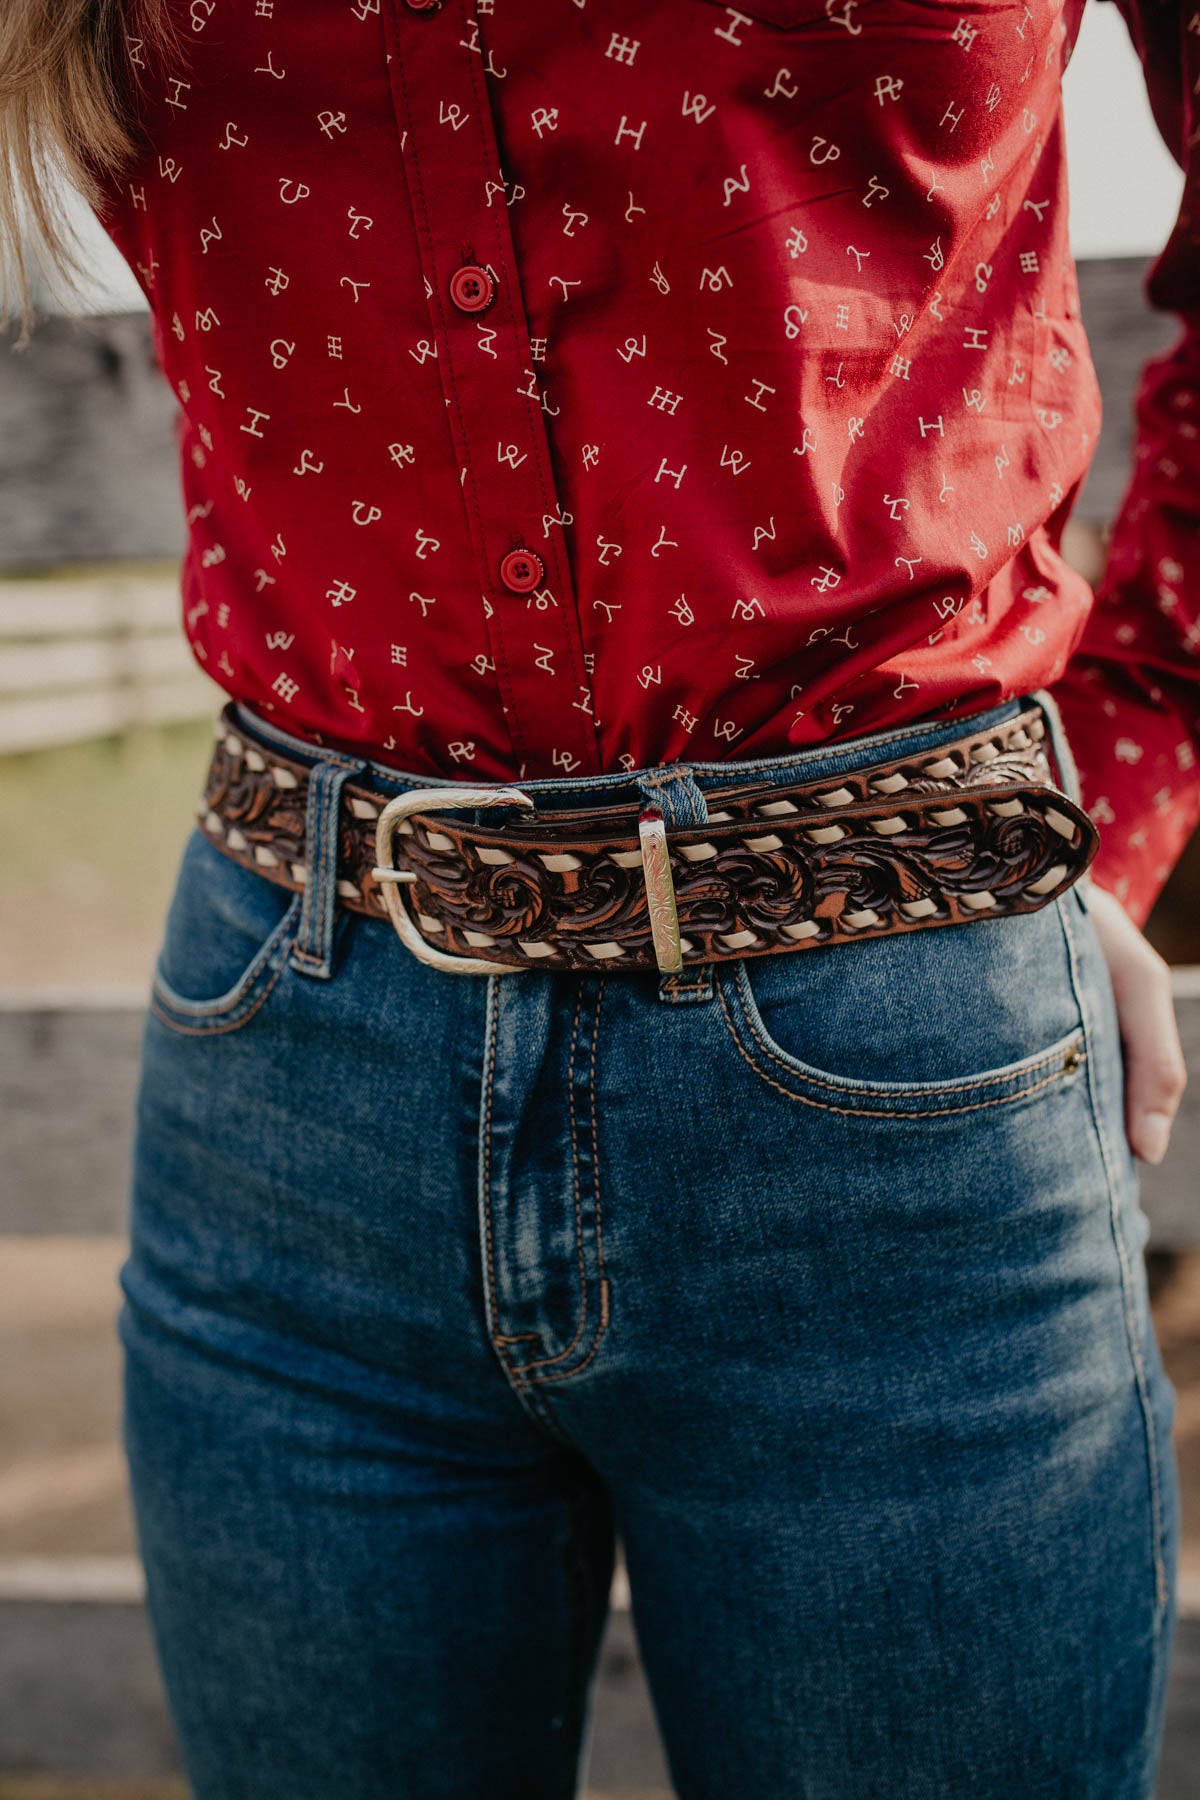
(1138, 1112), (1171, 1165)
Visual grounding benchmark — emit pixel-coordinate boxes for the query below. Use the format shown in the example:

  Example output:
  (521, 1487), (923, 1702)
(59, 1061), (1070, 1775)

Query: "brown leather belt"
(195, 700), (1098, 975)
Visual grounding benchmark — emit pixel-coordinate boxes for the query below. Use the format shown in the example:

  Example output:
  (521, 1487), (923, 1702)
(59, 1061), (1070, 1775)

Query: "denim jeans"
(121, 689), (1180, 1800)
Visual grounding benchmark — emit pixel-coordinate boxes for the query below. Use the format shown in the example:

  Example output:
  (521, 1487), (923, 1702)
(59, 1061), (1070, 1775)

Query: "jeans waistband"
(233, 690), (1072, 816)
(220, 689), (1083, 992)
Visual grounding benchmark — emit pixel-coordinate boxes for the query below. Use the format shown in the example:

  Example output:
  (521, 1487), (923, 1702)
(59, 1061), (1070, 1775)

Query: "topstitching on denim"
(476, 971), (610, 1433)
(714, 961), (1088, 1119)
(517, 979), (610, 1389)
(149, 889), (304, 1038)
(290, 752), (366, 979)
(720, 960), (1088, 1103)
(1055, 889), (1170, 1624)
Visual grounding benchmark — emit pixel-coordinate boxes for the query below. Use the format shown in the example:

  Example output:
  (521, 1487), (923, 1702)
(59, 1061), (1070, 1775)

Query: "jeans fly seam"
(476, 980), (579, 1446)
(715, 976), (1083, 1118)
(528, 979), (610, 1390)
(658, 970), (714, 1004)
(1056, 892), (1169, 1623)
(478, 976), (509, 1367)
(508, 1372), (577, 1447)
(512, 981), (591, 1376)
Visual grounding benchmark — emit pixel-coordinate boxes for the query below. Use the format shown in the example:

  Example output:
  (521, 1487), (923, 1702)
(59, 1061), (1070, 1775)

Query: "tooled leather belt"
(195, 700), (1098, 976)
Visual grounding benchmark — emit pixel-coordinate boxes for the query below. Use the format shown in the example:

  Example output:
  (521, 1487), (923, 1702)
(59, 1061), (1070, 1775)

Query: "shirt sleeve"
(1049, 0), (1200, 927)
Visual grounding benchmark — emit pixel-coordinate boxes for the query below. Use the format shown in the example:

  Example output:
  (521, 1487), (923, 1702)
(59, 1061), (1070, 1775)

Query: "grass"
(0, 720), (215, 989)
(0, 559), (180, 584)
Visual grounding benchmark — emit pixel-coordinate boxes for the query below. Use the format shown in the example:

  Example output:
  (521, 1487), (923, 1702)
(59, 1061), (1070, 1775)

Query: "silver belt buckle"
(373, 784), (685, 976)
(372, 784), (534, 975)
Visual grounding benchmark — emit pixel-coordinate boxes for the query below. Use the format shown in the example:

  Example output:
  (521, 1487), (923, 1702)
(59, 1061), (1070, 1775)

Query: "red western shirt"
(90, 0), (1200, 925)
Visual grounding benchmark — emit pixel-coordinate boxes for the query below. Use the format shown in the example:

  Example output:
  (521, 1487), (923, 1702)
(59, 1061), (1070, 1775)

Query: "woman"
(2, 2), (1193, 1795)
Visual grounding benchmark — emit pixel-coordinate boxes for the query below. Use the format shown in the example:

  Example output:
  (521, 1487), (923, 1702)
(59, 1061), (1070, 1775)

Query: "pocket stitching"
(730, 958), (1083, 1099)
(149, 890), (302, 1034)
(149, 952), (290, 1037)
(715, 964), (1086, 1117)
(1056, 880), (1171, 1622)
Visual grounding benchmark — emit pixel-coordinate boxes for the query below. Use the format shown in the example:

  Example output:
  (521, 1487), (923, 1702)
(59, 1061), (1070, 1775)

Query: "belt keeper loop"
(289, 754), (366, 980)
(635, 766), (715, 1005)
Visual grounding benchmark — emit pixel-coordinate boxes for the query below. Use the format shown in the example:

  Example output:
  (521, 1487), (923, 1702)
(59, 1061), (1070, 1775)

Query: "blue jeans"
(121, 690), (1180, 1800)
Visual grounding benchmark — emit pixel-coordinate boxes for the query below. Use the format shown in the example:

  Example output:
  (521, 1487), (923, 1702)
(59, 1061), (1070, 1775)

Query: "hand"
(1087, 882), (1188, 1165)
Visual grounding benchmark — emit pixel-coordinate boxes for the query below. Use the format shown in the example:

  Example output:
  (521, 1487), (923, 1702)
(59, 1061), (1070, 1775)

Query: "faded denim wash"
(121, 689), (1180, 1800)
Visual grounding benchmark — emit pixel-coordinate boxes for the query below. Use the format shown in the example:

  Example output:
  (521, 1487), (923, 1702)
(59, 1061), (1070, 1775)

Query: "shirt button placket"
(384, 0), (600, 778)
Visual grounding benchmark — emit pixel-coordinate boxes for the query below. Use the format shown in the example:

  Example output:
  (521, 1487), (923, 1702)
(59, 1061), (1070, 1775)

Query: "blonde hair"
(0, 0), (182, 345)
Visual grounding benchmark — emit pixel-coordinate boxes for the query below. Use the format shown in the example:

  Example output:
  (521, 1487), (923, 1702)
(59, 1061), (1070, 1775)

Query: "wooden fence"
(0, 568), (219, 754)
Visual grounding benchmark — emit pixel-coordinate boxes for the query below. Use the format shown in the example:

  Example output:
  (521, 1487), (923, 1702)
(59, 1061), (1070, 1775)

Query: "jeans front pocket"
(149, 828), (303, 1037)
(712, 896), (1088, 1117)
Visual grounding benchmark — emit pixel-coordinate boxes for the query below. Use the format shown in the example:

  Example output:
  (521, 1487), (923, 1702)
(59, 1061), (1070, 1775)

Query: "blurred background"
(2, 6), (1200, 1795)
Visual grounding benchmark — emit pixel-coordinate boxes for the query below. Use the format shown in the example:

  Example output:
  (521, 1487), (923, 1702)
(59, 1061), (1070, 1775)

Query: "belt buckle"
(373, 784), (687, 975)
(372, 783), (534, 975)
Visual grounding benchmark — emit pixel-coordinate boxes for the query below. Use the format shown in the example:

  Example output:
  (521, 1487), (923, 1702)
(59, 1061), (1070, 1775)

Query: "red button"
(403, 0), (441, 10)
(499, 548), (544, 594)
(449, 264), (496, 315)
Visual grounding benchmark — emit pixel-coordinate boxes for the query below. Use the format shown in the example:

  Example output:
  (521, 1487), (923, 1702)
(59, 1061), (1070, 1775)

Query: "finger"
(1113, 956), (1188, 1164)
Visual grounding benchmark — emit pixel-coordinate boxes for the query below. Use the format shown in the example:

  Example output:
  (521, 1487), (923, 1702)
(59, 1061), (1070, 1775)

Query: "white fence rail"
(0, 568), (219, 754)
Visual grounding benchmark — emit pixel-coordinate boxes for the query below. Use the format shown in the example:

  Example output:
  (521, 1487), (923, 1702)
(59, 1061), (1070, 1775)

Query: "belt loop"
(635, 766), (714, 1006)
(289, 752), (366, 981)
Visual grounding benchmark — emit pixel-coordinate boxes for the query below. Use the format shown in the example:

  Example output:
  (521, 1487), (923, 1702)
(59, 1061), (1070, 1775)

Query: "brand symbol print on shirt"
(92, 0), (1200, 917)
